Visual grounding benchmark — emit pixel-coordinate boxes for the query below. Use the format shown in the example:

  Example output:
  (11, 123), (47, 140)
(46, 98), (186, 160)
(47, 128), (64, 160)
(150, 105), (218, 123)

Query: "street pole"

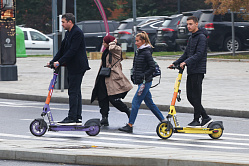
(74, 0), (77, 23)
(133, 0), (137, 53)
(231, 12), (235, 56)
(52, 0), (59, 89)
(52, 0), (58, 56)
(178, 0), (180, 14)
(61, 0), (66, 92)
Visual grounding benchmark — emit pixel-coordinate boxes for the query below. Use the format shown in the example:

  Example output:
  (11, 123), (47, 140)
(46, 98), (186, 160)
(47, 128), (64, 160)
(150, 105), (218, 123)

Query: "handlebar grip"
(44, 64), (55, 69)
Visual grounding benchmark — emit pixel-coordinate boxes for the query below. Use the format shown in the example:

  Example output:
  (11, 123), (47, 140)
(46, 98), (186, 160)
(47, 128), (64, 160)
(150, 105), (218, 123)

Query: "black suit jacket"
(52, 24), (90, 74)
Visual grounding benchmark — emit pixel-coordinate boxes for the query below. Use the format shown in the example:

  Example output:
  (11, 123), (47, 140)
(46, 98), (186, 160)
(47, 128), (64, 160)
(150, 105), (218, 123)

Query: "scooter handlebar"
(44, 64), (55, 69)
(44, 62), (59, 69)
(168, 65), (184, 73)
(168, 65), (181, 70)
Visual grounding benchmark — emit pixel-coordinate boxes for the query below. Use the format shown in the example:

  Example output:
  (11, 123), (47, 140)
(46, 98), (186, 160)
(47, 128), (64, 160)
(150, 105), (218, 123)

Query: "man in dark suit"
(48, 13), (90, 125)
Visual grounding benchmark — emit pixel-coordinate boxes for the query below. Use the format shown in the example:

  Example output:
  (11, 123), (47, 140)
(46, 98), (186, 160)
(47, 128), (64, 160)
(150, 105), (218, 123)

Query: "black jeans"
(98, 94), (129, 118)
(186, 73), (209, 121)
(67, 72), (85, 121)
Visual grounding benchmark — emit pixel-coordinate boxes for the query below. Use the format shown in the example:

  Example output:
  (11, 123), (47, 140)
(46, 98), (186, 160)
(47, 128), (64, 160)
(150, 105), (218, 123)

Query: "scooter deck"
(48, 125), (95, 131)
(174, 127), (220, 134)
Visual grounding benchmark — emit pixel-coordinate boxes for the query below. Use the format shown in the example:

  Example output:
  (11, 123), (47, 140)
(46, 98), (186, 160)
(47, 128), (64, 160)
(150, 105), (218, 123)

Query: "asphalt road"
(0, 98), (249, 156)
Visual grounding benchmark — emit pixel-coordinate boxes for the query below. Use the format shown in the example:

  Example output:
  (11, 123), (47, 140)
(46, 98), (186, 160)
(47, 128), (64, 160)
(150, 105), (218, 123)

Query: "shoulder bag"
(99, 59), (121, 77)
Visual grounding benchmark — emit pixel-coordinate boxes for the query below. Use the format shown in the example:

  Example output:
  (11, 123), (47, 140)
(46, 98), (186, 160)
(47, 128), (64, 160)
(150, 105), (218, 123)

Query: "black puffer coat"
(131, 46), (155, 85)
(173, 27), (208, 75)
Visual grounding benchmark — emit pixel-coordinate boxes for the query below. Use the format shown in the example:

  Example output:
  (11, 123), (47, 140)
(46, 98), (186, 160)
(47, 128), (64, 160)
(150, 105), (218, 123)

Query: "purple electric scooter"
(30, 62), (100, 137)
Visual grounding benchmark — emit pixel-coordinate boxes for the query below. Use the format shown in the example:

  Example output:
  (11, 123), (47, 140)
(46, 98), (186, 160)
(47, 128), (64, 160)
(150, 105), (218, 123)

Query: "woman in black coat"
(119, 31), (165, 133)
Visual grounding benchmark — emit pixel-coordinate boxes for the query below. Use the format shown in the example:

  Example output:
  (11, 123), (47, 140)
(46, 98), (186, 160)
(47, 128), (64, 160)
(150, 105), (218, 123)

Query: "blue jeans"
(129, 81), (165, 125)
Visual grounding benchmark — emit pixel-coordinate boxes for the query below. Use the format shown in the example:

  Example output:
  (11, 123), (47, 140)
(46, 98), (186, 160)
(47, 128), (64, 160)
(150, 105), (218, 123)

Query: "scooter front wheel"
(156, 122), (173, 139)
(85, 121), (100, 136)
(30, 119), (47, 137)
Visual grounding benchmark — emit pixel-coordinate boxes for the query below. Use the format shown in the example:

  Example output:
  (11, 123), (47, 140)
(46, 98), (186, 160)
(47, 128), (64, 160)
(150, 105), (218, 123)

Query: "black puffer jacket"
(131, 46), (155, 85)
(174, 27), (208, 75)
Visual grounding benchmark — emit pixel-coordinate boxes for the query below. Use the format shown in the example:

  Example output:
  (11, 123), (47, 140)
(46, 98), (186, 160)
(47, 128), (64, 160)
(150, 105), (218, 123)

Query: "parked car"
(136, 18), (166, 49)
(175, 10), (204, 51)
(198, 10), (249, 51)
(19, 26), (53, 55)
(155, 14), (183, 51)
(76, 20), (119, 52)
(114, 16), (168, 51)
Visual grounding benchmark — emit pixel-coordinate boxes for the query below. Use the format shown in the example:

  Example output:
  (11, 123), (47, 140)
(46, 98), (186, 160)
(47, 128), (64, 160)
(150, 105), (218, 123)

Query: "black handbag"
(99, 59), (121, 77)
(99, 67), (111, 77)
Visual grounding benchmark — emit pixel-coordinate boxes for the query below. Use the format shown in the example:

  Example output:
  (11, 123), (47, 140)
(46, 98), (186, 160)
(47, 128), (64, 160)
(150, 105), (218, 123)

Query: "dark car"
(114, 16), (168, 51)
(76, 20), (119, 52)
(198, 10), (249, 51)
(136, 18), (166, 48)
(175, 10), (204, 50)
(155, 14), (183, 51)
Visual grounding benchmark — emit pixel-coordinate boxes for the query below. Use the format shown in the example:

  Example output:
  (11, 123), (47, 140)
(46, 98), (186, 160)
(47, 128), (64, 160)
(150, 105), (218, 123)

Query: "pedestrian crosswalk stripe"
(1, 131), (249, 150)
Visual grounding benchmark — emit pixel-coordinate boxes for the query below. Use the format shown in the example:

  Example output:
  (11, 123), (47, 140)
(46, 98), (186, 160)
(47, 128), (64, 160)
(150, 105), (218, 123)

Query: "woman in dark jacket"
(91, 35), (133, 126)
(119, 31), (165, 133)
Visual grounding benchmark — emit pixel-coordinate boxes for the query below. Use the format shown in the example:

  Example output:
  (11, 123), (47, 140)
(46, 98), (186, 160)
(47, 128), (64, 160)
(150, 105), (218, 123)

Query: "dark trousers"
(67, 72), (85, 121)
(98, 94), (129, 118)
(186, 73), (209, 121)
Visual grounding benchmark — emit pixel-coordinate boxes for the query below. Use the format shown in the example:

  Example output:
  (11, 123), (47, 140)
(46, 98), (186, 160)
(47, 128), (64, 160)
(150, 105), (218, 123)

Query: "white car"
(18, 26), (53, 55)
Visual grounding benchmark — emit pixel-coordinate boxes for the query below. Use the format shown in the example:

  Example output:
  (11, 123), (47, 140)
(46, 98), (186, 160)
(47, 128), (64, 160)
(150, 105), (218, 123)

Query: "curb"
(0, 149), (247, 166)
(1, 92), (249, 119)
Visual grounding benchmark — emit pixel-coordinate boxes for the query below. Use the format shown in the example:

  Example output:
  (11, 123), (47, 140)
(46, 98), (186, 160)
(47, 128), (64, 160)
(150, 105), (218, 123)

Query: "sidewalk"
(1, 138), (249, 166)
(0, 56), (249, 118)
(1, 56), (249, 166)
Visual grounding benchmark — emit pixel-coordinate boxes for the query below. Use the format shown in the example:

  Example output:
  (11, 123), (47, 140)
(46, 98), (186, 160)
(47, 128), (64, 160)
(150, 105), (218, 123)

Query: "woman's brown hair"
(136, 31), (154, 48)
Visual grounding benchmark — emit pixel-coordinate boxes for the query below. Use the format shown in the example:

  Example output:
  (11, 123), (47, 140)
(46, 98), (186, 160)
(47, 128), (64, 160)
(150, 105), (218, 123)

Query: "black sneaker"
(100, 117), (109, 126)
(76, 119), (82, 126)
(57, 117), (76, 126)
(118, 124), (133, 133)
(201, 117), (213, 128)
(187, 120), (201, 128)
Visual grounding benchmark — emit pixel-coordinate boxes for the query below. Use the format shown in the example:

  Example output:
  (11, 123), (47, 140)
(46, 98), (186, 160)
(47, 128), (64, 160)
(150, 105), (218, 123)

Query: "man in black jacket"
(48, 13), (90, 125)
(169, 16), (212, 128)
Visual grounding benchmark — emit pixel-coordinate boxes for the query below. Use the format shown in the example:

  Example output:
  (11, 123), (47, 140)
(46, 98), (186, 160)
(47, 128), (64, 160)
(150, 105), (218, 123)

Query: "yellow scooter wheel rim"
(156, 122), (173, 139)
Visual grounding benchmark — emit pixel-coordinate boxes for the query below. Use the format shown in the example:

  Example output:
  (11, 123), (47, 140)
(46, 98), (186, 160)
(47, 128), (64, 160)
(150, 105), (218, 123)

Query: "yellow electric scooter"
(156, 65), (224, 139)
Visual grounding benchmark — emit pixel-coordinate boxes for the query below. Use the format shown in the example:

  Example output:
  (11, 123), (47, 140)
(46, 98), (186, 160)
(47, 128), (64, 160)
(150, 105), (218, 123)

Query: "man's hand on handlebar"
(45, 61), (59, 69)
(168, 62), (186, 70)
(180, 62), (186, 69)
(168, 64), (174, 69)
(53, 61), (60, 69)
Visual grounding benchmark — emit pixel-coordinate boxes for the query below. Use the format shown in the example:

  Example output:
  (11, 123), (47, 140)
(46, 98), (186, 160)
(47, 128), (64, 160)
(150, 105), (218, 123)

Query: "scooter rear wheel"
(85, 121), (100, 136)
(208, 122), (223, 139)
(30, 119), (47, 137)
(156, 122), (173, 139)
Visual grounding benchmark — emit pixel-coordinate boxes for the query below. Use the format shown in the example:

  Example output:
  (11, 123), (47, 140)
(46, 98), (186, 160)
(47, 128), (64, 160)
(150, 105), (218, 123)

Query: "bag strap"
(110, 59), (121, 68)
(110, 52), (122, 68)
(150, 74), (161, 88)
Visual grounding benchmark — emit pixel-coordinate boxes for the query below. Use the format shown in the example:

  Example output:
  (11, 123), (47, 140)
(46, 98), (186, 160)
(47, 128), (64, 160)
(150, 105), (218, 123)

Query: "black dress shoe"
(100, 117), (109, 126)
(57, 117), (76, 126)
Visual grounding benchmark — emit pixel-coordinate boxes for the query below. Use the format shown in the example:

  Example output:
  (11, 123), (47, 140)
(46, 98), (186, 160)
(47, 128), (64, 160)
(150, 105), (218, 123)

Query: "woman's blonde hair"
(136, 31), (154, 48)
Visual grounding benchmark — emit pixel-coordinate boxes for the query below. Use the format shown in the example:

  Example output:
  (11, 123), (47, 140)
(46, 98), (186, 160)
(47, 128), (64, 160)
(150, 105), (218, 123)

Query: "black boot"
(100, 117), (109, 126)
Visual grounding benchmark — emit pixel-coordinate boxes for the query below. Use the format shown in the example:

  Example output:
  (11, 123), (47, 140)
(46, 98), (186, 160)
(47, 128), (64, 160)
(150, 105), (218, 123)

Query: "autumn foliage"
(205, 0), (249, 14)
